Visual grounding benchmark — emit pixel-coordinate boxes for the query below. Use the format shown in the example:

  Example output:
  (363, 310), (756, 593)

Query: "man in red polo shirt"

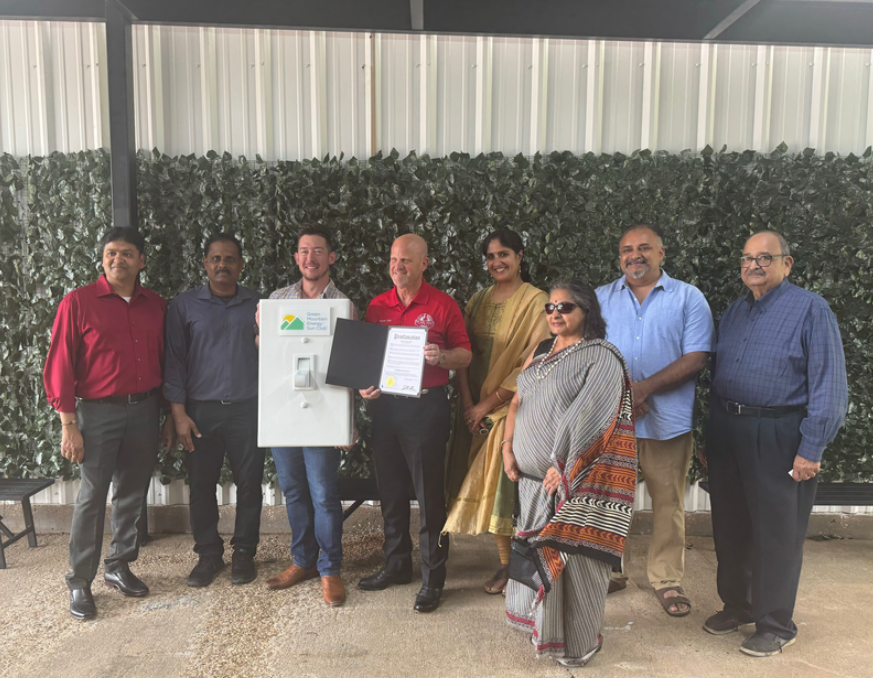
(358, 233), (471, 613)
(43, 227), (174, 620)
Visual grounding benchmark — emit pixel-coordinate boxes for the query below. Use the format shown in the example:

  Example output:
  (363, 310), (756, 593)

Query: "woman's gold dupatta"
(443, 283), (550, 536)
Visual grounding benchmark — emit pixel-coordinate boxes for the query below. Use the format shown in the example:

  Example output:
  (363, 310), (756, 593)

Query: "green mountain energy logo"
(281, 314), (305, 330)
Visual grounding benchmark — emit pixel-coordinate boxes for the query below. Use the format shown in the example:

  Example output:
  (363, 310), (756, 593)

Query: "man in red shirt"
(358, 234), (471, 613)
(43, 227), (174, 620)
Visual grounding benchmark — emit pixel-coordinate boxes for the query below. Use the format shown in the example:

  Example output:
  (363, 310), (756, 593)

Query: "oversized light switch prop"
(258, 299), (354, 447)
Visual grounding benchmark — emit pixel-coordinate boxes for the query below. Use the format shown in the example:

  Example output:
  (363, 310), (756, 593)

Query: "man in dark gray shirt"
(164, 233), (264, 587)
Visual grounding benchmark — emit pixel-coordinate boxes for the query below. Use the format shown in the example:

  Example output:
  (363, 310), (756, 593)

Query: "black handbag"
(508, 537), (542, 590)
(508, 472), (551, 592)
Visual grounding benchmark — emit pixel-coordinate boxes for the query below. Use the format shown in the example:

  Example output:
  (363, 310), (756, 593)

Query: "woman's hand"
(543, 466), (562, 496)
(466, 401), (492, 434)
(503, 444), (520, 482)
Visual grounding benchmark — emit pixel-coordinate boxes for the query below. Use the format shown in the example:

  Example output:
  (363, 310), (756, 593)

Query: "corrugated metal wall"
(1, 20), (870, 513)
(2, 21), (872, 159)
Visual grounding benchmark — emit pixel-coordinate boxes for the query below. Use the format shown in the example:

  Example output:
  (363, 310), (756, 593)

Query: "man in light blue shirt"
(596, 225), (714, 617)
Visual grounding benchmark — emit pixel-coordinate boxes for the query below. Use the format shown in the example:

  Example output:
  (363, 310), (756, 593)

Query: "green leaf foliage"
(0, 147), (870, 484)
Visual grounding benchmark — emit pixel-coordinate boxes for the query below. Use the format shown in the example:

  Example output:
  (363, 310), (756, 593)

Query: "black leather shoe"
(413, 585), (442, 613)
(187, 555), (226, 587)
(231, 551), (257, 585)
(104, 563), (149, 597)
(69, 587), (97, 620)
(357, 569), (413, 591)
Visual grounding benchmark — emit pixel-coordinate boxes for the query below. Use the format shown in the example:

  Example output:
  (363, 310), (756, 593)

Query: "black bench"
(699, 481), (873, 506)
(0, 478), (55, 569)
(336, 476), (417, 520)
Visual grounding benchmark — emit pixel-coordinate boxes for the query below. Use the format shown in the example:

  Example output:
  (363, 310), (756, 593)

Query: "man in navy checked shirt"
(702, 230), (847, 658)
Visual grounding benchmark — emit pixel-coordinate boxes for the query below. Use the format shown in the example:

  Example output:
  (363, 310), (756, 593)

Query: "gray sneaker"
(740, 632), (796, 657)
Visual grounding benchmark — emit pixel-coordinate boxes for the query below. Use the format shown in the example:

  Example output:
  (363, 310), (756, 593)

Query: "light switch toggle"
(294, 355), (314, 389)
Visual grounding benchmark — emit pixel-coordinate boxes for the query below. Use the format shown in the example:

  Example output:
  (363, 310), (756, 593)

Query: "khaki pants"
(613, 432), (693, 589)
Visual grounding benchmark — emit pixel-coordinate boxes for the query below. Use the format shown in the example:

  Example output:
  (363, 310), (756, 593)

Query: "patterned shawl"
(523, 340), (636, 598)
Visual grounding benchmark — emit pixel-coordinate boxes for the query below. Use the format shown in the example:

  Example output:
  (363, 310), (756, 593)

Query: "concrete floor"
(1, 525), (872, 678)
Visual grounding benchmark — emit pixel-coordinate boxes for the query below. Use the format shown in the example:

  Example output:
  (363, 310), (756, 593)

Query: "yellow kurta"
(443, 282), (551, 536)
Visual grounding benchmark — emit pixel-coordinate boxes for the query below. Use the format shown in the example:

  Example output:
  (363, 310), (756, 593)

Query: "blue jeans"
(272, 447), (343, 576)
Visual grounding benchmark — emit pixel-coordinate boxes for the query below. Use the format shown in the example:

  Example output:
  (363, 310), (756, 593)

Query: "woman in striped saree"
(502, 279), (637, 667)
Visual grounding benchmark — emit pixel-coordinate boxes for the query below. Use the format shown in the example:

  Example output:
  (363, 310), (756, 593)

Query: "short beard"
(301, 269), (328, 282)
(626, 265), (649, 280)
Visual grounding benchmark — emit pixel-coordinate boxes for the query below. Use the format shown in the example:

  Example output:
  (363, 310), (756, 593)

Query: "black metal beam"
(719, 1), (873, 46)
(4, 0), (873, 48)
(0, 0), (105, 21)
(105, 0), (138, 230)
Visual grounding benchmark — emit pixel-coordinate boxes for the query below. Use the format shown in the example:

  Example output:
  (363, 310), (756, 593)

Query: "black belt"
(83, 387), (161, 406)
(189, 397), (256, 406)
(716, 394), (806, 419)
(385, 387), (430, 400)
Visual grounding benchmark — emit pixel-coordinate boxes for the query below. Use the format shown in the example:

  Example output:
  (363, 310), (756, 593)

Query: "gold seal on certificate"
(378, 327), (428, 397)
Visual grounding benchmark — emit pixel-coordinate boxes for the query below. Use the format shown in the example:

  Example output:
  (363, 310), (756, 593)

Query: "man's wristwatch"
(439, 352), (447, 366)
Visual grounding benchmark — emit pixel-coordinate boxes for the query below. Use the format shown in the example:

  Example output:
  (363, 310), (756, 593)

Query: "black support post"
(104, 0), (138, 230)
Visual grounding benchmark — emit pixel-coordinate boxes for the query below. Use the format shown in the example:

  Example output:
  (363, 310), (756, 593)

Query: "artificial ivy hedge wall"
(0, 146), (871, 484)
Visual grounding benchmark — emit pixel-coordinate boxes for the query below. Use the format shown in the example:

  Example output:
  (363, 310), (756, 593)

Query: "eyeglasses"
(739, 254), (787, 268)
(545, 302), (578, 315)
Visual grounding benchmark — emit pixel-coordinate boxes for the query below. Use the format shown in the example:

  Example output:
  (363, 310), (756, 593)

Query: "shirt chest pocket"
(645, 305), (685, 346)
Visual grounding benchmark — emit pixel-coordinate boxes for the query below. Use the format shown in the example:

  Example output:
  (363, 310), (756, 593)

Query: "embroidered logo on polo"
(414, 313), (435, 329)
(281, 314), (305, 330)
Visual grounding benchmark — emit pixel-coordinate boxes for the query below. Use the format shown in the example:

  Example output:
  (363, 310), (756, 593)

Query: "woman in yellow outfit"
(444, 229), (550, 594)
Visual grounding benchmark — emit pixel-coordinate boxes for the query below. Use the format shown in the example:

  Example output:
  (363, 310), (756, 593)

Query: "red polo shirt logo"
(414, 313), (435, 329)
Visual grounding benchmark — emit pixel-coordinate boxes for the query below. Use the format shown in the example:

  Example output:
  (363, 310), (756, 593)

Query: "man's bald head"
(394, 233), (428, 257)
(390, 233), (429, 292)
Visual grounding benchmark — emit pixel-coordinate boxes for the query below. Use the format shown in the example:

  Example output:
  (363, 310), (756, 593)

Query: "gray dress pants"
(66, 396), (160, 590)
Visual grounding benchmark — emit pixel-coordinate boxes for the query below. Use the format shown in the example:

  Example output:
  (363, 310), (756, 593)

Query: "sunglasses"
(545, 302), (578, 315)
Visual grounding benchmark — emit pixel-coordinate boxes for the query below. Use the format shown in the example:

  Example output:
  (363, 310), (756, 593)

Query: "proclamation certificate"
(378, 327), (428, 397)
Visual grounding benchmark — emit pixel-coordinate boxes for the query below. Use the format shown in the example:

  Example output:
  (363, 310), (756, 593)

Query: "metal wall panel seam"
(150, 26), (165, 153)
(185, 29), (197, 157)
(20, 23), (35, 155)
(72, 25), (87, 150)
(584, 40), (599, 153)
(696, 43), (711, 151)
(483, 38), (494, 156)
(821, 48), (833, 151)
(0, 24), (13, 152)
(293, 32), (306, 158)
(425, 34), (438, 155)
(89, 22), (107, 150)
(867, 49), (873, 148)
(418, 34), (428, 154)
(53, 23), (69, 151)
(374, 33), (382, 156)
(652, 43), (662, 151)
(273, 29), (286, 158)
(752, 44), (770, 151)
(199, 27), (218, 156)
(474, 35), (486, 155)
(255, 29), (273, 159)
(809, 46), (826, 150)
(35, 21), (50, 154)
(641, 42), (655, 150)
(364, 33), (374, 158)
(529, 38), (549, 156)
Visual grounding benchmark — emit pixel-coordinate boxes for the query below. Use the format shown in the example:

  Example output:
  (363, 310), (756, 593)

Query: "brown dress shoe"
(265, 564), (319, 590)
(321, 575), (346, 607)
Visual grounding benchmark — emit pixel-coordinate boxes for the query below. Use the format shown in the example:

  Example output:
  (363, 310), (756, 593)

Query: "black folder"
(326, 318), (389, 390)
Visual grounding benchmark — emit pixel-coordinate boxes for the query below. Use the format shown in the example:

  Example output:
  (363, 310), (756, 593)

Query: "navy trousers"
(706, 402), (815, 640)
